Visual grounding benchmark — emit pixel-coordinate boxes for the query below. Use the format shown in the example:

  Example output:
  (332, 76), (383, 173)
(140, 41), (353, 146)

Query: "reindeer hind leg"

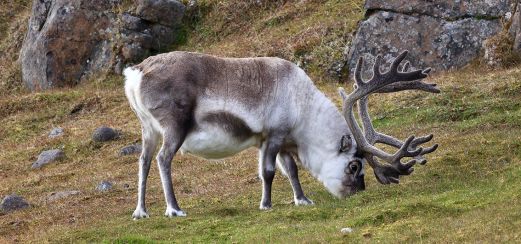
(133, 122), (160, 219)
(156, 122), (190, 218)
(278, 152), (313, 206)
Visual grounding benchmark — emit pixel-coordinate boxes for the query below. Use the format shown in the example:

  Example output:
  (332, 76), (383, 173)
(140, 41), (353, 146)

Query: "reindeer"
(124, 50), (439, 219)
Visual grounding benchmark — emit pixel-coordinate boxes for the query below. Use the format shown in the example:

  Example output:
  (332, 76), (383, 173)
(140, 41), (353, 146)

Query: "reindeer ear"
(340, 135), (352, 152)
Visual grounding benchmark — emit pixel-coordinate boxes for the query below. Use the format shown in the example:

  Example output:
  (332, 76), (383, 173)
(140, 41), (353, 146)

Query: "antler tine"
(354, 57), (365, 87)
(376, 132), (438, 165)
(377, 81), (440, 93)
(358, 96), (377, 143)
(402, 61), (411, 72)
(373, 55), (383, 77)
(390, 50), (409, 73)
(378, 54), (439, 93)
(342, 50), (439, 184)
(358, 80), (438, 166)
(351, 51), (430, 97)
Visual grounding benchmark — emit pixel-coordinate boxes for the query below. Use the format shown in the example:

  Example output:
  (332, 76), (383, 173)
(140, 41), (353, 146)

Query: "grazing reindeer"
(124, 50), (439, 219)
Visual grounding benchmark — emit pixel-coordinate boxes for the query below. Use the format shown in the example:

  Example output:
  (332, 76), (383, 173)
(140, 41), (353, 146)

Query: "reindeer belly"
(180, 128), (259, 159)
(180, 111), (261, 159)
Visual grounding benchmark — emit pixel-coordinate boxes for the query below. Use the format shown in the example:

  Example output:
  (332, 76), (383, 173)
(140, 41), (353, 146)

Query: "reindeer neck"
(292, 88), (350, 177)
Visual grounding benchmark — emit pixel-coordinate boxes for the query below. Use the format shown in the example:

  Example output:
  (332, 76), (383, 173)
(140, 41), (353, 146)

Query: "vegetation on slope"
(0, 0), (31, 95)
(1, 63), (520, 243)
(1, 0), (521, 243)
(177, 0), (365, 83)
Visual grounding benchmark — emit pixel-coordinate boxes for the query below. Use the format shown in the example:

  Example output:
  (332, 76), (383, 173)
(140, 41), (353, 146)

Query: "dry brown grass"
(179, 0), (364, 83)
(0, 77), (268, 242)
(0, 0), (31, 95)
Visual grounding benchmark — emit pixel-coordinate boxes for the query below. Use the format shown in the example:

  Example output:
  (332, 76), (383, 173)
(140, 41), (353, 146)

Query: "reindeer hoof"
(132, 208), (150, 220)
(295, 197), (314, 206)
(165, 208), (187, 217)
(259, 202), (272, 210)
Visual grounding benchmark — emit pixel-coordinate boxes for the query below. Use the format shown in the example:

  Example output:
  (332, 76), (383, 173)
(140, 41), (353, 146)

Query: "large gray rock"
(0, 195), (30, 213)
(20, 0), (185, 91)
(20, 0), (117, 90)
(347, 0), (514, 76)
(32, 149), (65, 169)
(136, 0), (185, 27)
(348, 11), (501, 76)
(365, 0), (512, 20)
(119, 11), (181, 64)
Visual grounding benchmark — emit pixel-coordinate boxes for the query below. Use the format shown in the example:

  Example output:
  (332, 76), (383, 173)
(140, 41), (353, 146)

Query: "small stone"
(341, 227), (354, 234)
(70, 103), (85, 115)
(119, 143), (142, 156)
(32, 149), (65, 169)
(123, 183), (130, 189)
(96, 181), (113, 192)
(48, 127), (64, 138)
(46, 190), (81, 202)
(0, 195), (30, 213)
(92, 126), (119, 142)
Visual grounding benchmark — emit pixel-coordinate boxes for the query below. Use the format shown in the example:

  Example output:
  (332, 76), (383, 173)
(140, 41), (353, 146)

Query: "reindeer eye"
(349, 164), (358, 172)
(348, 160), (361, 174)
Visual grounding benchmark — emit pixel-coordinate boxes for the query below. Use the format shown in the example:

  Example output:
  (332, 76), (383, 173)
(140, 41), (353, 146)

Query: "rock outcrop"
(20, 0), (185, 91)
(347, 0), (515, 77)
(119, 0), (185, 70)
(364, 0), (512, 20)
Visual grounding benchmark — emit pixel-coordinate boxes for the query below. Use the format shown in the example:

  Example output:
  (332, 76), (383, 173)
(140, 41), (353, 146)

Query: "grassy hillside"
(0, 0), (31, 95)
(1, 0), (521, 243)
(176, 0), (364, 82)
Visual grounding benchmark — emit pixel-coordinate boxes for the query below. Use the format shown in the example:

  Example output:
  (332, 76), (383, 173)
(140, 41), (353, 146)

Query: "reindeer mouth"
(340, 175), (365, 197)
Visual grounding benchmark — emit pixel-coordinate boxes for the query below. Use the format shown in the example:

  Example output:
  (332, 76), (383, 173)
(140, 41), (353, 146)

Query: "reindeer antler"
(339, 51), (439, 185)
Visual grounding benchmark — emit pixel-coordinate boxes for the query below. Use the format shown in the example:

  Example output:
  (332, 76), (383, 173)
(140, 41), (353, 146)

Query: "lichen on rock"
(19, 0), (186, 91)
(347, 0), (516, 78)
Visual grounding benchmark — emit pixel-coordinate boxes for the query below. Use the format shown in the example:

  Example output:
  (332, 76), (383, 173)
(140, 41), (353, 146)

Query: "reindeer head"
(319, 134), (366, 198)
(329, 51), (439, 197)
